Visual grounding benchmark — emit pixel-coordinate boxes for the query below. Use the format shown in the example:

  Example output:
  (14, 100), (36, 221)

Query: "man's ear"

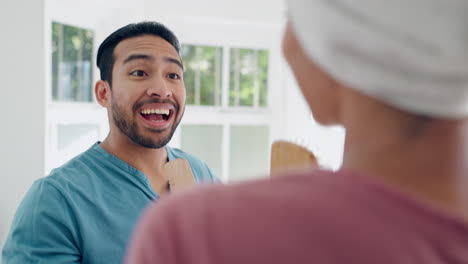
(95, 80), (111, 107)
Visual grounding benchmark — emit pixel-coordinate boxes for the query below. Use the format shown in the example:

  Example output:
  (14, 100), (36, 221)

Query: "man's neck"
(99, 134), (168, 179)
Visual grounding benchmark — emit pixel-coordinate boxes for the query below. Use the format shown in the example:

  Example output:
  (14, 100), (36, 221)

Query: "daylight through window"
(51, 22), (94, 102)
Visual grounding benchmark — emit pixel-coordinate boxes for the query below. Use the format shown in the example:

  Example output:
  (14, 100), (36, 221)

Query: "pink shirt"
(125, 169), (468, 263)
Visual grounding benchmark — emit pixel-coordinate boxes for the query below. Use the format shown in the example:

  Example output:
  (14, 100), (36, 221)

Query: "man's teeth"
(140, 109), (170, 115)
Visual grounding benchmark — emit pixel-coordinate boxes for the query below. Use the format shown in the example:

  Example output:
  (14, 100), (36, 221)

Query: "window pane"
(180, 45), (196, 104)
(229, 125), (269, 182)
(180, 125), (222, 178)
(52, 22), (94, 102)
(258, 50), (269, 107)
(51, 124), (99, 170)
(229, 48), (269, 107)
(180, 45), (222, 106)
(57, 124), (99, 151)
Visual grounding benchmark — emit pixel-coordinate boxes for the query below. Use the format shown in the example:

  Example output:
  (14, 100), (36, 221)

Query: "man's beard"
(111, 99), (183, 149)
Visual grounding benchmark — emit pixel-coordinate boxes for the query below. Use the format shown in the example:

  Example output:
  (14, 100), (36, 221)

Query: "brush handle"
(270, 140), (318, 175)
(164, 159), (196, 192)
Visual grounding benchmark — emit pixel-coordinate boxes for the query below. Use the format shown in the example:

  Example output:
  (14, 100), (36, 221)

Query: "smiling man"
(2, 22), (218, 264)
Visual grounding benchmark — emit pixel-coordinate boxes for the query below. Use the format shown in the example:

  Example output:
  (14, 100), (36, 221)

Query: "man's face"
(108, 35), (185, 148)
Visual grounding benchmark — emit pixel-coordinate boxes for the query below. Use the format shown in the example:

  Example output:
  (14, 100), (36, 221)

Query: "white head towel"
(287, 0), (468, 118)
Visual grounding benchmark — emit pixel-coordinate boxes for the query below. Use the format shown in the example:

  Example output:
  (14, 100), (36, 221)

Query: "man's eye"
(130, 70), (146, 77)
(167, 73), (181, 80)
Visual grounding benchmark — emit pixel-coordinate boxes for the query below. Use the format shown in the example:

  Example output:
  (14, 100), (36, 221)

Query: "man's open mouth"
(140, 108), (173, 122)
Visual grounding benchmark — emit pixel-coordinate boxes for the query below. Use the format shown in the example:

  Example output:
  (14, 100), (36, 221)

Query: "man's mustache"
(132, 99), (179, 113)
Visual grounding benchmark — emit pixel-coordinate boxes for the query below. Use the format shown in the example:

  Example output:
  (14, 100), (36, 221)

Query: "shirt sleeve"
(202, 163), (222, 183)
(167, 147), (222, 183)
(2, 179), (81, 263)
(186, 155), (222, 183)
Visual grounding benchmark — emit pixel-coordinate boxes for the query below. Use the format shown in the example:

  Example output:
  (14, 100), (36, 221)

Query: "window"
(47, 122), (102, 172)
(229, 125), (270, 182)
(229, 48), (269, 107)
(46, 21), (278, 179)
(47, 22), (105, 174)
(178, 44), (272, 182)
(180, 125), (223, 177)
(181, 44), (269, 108)
(180, 45), (223, 106)
(51, 22), (94, 102)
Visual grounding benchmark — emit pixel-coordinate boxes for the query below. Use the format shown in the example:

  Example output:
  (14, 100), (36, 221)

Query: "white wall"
(0, 0), (47, 254)
(145, 0), (286, 25)
(47, 0), (145, 49)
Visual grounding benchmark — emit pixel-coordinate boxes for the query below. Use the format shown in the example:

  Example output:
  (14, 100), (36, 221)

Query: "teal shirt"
(2, 142), (218, 263)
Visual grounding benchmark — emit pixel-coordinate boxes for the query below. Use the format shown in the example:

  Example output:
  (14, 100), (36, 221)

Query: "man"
(2, 21), (218, 263)
(125, 0), (468, 263)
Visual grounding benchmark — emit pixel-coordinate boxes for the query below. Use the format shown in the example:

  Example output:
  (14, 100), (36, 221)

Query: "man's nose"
(146, 77), (172, 98)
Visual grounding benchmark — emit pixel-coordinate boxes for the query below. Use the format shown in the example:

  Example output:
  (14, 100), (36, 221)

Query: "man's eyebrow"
(122, 54), (184, 70)
(123, 54), (154, 64)
(164, 56), (184, 71)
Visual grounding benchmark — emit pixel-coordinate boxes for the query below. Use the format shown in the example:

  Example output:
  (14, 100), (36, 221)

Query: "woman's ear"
(95, 80), (111, 107)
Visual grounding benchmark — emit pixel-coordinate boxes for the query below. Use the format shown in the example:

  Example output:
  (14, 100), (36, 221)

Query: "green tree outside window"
(181, 44), (269, 108)
(181, 45), (222, 106)
(230, 48), (269, 107)
(52, 22), (94, 102)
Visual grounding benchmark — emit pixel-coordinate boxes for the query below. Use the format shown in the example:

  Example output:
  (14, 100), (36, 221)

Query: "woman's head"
(283, 0), (468, 123)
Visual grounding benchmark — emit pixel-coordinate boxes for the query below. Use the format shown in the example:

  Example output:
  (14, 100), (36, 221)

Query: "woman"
(126, 1), (468, 263)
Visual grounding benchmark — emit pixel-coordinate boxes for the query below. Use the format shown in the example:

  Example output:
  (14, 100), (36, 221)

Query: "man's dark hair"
(96, 21), (180, 86)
